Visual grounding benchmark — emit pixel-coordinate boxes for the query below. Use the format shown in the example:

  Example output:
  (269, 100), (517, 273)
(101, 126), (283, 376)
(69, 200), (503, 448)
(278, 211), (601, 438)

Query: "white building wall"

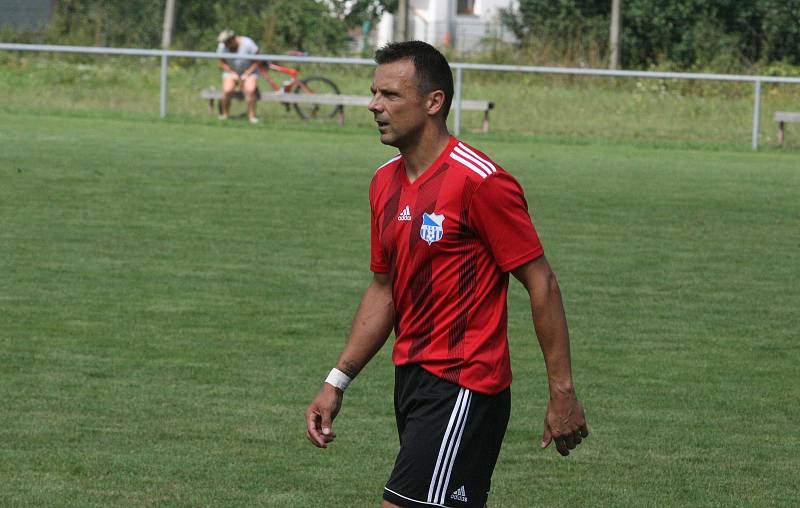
(377, 0), (517, 52)
(474, 0), (518, 20)
(376, 13), (394, 49)
(411, 0), (451, 47)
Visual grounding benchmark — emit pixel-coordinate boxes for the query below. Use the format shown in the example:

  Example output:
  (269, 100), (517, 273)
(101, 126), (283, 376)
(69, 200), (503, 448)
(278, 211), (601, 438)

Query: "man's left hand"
(540, 389), (588, 456)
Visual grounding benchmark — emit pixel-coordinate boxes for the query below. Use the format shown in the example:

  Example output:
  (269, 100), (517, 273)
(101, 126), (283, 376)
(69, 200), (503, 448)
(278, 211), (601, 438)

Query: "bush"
(36, 0), (350, 54)
(501, 0), (800, 70)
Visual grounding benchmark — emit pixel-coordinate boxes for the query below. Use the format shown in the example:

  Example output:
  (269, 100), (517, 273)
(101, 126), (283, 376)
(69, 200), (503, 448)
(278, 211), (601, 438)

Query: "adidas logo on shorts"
(450, 485), (468, 502)
(397, 205), (412, 221)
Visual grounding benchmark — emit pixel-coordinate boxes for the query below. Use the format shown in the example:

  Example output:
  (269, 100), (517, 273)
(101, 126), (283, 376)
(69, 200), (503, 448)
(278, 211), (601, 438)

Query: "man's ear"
(426, 90), (446, 116)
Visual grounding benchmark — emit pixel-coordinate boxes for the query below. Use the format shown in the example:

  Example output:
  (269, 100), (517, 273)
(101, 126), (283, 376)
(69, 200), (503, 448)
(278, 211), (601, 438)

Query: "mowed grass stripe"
(1, 112), (798, 507)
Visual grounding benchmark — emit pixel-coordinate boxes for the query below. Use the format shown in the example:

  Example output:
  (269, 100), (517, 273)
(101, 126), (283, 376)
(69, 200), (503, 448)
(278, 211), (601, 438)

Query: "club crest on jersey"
(420, 212), (445, 245)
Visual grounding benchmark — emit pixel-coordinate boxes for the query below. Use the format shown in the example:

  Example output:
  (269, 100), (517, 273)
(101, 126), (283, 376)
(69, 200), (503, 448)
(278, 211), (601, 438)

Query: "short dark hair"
(375, 41), (454, 120)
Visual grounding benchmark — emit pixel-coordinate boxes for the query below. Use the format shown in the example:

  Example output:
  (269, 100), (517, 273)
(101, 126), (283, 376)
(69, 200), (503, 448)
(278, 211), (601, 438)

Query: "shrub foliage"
(6, 0), (800, 69)
(37, 0), (393, 54)
(501, 0), (800, 69)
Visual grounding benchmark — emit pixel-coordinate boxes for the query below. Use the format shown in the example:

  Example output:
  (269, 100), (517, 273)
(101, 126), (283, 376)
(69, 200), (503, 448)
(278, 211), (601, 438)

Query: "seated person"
(216, 29), (261, 124)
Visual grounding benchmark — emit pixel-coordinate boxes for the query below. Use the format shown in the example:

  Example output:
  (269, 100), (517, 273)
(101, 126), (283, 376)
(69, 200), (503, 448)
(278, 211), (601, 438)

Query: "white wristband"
(325, 368), (352, 391)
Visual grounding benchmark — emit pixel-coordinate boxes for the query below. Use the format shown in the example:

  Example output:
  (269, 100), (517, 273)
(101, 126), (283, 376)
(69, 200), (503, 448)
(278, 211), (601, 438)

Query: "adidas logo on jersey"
(397, 205), (412, 221)
(450, 486), (468, 502)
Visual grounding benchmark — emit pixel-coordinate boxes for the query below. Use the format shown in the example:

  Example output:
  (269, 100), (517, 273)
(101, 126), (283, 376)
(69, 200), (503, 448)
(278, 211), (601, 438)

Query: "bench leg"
(208, 99), (215, 114)
(337, 108), (345, 127)
(778, 121), (785, 146)
(482, 110), (490, 133)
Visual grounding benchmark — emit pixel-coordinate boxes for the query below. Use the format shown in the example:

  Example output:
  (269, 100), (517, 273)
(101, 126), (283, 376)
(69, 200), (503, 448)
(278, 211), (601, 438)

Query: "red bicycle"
(258, 62), (342, 120)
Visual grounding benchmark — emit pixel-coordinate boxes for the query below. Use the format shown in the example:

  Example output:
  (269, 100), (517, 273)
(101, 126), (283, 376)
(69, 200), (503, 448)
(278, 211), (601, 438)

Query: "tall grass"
(1, 52), (799, 148)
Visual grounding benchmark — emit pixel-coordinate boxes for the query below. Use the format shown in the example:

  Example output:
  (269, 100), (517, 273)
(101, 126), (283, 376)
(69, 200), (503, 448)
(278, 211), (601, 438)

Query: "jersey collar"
(400, 136), (459, 188)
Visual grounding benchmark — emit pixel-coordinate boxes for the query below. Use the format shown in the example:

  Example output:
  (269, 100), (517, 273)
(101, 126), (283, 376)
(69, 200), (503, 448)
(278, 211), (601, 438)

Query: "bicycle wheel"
(293, 76), (342, 120)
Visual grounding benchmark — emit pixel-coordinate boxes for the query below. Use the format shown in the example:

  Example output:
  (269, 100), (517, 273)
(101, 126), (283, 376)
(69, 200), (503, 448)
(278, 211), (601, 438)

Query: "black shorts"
(383, 364), (511, 508)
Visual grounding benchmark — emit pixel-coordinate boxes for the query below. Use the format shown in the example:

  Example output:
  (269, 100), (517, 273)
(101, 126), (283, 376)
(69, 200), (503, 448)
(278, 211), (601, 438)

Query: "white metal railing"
(3, 42), (800, 149)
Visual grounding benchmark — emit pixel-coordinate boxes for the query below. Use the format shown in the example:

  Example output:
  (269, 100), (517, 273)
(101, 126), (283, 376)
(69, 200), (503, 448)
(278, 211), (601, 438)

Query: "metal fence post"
(160, 53), (168, 118)
(751, 80), (762, 150)
(4, 43), (800, 147)
(453, 66), (463, 137)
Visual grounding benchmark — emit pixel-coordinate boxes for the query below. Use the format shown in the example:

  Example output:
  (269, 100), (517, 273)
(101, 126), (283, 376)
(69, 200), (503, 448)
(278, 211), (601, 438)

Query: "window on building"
(457, 0), (475, 15)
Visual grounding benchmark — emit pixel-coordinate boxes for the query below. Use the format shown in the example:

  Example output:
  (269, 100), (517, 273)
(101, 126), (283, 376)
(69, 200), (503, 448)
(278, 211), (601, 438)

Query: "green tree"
(44, 0), (354, 54)
(500, 0), (800, 69)
(47, 0), (163, 47)
(261, 0), (347, 53)
(340, 0), (397, 28)
(500, 0), (608, 45)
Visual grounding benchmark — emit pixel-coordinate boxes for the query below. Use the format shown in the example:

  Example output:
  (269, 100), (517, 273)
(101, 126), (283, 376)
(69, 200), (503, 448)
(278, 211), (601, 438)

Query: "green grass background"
(1, 54), (800, 148)
(1, 57), (799, 506)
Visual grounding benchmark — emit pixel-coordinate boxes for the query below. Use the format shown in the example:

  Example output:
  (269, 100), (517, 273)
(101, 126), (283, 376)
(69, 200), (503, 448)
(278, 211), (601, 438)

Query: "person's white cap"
(217, 29), (235, 43)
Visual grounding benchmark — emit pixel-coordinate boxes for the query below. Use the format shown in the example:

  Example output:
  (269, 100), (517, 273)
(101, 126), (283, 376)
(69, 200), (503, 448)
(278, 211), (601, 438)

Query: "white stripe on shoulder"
(449, 152), (488, 179)
(453, 145), (494, 176)
(375, 154), (402, 174)
(457, 142), (497, 173)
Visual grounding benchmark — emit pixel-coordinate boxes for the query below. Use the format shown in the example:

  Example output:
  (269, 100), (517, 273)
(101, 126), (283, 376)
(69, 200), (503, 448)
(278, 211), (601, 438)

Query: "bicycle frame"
(252, 61), (342, 121)
(258, 62), (313, 94)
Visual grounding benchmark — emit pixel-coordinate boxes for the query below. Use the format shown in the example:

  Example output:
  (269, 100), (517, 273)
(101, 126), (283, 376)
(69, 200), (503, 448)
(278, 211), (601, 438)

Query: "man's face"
(368, 59), (429, 148)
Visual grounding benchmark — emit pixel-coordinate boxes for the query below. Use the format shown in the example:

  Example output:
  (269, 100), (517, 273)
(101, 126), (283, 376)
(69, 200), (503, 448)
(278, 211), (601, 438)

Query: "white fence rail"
(3, 42), (800, 149)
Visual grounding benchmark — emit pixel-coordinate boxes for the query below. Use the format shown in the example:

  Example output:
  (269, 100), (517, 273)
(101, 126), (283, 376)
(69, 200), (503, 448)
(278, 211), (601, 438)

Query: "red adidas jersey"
(369, 136), (544, 394)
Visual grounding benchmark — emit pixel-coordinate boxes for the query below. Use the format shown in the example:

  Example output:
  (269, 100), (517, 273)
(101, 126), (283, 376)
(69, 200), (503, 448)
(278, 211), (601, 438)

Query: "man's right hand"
(305, 383), (343, 448)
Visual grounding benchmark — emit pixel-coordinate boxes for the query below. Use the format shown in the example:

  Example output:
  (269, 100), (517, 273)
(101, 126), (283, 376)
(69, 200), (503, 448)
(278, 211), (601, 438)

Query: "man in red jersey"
(305, 41), (588, 508)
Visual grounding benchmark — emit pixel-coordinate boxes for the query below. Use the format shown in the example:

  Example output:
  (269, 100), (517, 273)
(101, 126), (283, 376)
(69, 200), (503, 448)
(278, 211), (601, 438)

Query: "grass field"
(2, 54), (800, 149)
(1, 109), (799, 507)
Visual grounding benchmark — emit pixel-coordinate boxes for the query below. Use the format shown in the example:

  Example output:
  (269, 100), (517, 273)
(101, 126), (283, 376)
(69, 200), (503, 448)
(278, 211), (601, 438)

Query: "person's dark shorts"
(383, 364), (511, 508)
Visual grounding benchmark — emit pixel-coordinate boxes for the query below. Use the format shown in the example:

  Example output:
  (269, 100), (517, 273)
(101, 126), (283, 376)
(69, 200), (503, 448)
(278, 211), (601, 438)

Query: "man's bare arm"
(512, 255), (588, 457)
(218, 59), (237, 75)
(242, 61), (260, 77)
(305, 272), (394, 448)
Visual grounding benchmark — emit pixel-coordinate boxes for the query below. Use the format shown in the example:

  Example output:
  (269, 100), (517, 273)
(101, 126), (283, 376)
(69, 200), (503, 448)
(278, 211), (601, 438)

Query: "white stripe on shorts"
(384, 487), (449, 507)
(427, 387), (472, 505)
(438, 391), (472, 504)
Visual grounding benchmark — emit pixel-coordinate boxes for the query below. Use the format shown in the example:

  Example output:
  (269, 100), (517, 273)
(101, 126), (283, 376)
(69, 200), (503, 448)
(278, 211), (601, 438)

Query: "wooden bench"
(201, 88), (495, 132)
(775, 112), (800, 146)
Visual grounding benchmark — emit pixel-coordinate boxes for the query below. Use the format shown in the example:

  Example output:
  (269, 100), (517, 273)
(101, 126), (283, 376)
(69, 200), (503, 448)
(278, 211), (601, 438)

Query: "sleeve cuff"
(370, 263), (390, 273)
(498, 246), (544, 272)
